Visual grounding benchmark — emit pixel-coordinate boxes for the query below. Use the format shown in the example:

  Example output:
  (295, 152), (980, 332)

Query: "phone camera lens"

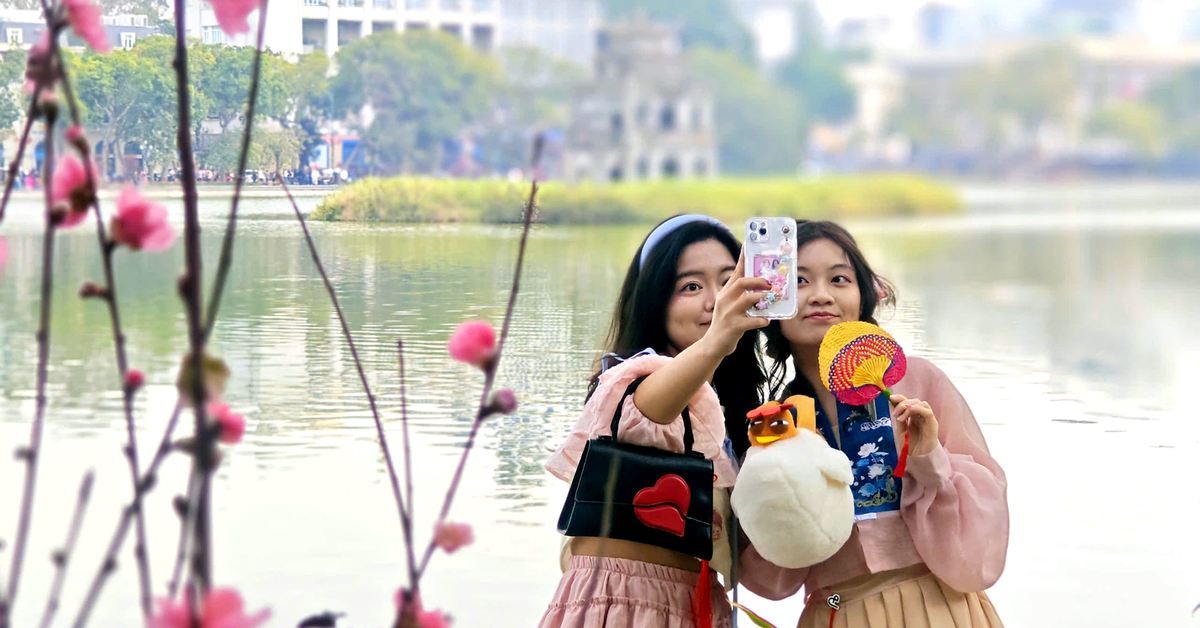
(758, 227), (767, 235)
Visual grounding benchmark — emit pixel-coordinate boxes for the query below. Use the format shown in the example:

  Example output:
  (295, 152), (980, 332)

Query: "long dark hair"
(764, 220), (894, 399)
(588, 217), (767, 458)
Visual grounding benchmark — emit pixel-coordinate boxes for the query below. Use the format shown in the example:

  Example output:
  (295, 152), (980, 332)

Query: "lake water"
(1, 184), (1198, 627)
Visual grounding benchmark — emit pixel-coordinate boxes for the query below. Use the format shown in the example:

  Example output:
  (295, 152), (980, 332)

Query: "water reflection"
(1, 195), (1197, 627)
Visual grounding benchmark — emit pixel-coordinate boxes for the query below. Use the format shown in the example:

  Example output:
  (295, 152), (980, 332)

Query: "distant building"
(1, 9), (158, 177)
(1033, 0), (1139, 37)
(1, 9), (158, 53)
(497, 0), (601, 67)
(184, 0), (501, 58)
(565, 19), (717, 183)
(185, 0), (601, 65)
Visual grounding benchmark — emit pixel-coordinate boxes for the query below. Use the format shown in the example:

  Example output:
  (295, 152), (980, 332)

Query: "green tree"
(775, 53), (855, 124)
(1086, 103), (1165, 158)
(193, 43), (289, 133)
(68, 45), (170, 177)
(1, 50), (27, 139)
(688, 47), (805, 173)
(331, 30), (499, 174)
(993, 44), (1077, 132)
(1147, 66), (1200, 153)
(602, 0), (757, 62)
(475, 45), (584, 172)
(283, 50), (333, 168)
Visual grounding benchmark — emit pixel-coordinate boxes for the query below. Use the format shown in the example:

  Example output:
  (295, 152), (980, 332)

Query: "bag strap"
(610, 376), (695, 454)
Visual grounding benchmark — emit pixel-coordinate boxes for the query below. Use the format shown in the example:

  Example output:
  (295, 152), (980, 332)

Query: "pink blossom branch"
(71, 399), (186, 628)
(415, 136), (543, 581)
(202, 2), (270, 344)
(1, 96), (59, 628)
(165, 467), (197, 600)
(37, 471), (95, 628)
(278, 174), (413, 564)
(0, 94), (41, 225)
(50, 40), (156, 616)
(171, 0), (214, 601)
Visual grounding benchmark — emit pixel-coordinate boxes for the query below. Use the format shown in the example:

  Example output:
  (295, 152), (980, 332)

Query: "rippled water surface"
(1, 189), (1197, 627)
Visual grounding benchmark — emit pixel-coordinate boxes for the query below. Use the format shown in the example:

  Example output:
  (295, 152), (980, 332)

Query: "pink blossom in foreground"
(207, 401), (247, 444)
(51, 154), (98, 228)
(433, 521), (474, 554)
(206, 0), (264, 36)
(146, 587), (270, 628)
(111, 186), (176, 252)
(63, 0), (113, 53)
(447, 321), (496, 368)
(0, 237), (7, 273)
(125, 369), (145, 391)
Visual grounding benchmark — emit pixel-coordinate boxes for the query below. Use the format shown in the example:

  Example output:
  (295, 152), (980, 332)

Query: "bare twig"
(278, 175), (412, 559)
(0, 94), (41, 225)
(38, 471), (95, 628)
(172, 0), (213, 601)
(165, 467), (197, 600)
(202, 4), (270, 343)
(397, 342), (417, 591)
(415, 136), (543, 580)
(72, 399), (185, 628)
(1, 99), (59, 628)
(51, 40), (156, 616)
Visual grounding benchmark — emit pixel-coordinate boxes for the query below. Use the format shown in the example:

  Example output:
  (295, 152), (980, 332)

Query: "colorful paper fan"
(819, 321), (912, 476)
(818, 321), (907, 406)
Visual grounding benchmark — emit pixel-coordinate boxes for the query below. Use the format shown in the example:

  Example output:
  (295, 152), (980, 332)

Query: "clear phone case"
(744, 217), (798, 319)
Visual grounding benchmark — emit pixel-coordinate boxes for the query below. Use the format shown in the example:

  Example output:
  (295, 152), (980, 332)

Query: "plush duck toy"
(730, 395), (855, 569)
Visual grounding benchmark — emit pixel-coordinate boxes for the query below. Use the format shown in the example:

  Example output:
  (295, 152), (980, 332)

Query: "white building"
(185, 0), (501, 58)
(565, 20), (718, 183)
(186, 0), (602, 65)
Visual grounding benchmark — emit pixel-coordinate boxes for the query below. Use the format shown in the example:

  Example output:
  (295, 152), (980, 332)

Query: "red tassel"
(692, 559), (711, 628)
(894, 432), (910, 477)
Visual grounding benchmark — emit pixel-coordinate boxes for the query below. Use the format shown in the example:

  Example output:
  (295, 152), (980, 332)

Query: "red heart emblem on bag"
(632, 474), (690, 537)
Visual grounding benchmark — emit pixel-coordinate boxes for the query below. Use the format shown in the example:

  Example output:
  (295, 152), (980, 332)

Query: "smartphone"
(744, 217), (798, 319)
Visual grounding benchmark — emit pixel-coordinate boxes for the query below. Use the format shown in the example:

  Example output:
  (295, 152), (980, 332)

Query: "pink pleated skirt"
(797, 565), (1002, 628)
(538, 555), (732, 628)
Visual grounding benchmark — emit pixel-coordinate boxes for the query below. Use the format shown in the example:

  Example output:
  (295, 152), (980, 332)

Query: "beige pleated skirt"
(796, 565), (1002, 628)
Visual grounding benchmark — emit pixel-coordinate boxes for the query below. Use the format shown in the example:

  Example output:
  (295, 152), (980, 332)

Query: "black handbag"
(556, 376), (714, 560)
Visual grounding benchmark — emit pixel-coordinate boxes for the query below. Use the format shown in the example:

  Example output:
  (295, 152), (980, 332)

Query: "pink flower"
(433, 521), (474, 554)
(393, 590), (452, 628)
(63, 0), (112, 53)
(488, 389), (517, 415)
(206, 0), (264, 36)
(0, 236), (7, 273)
(66, 125), (88, 151)
(112, 186), (176, 252)
(147, 587), (270, 628)
(51, 153), (98, 228)
(125, 369), (145, 391)
(207, 402), (246, 444)
(447, 321), (496, 368)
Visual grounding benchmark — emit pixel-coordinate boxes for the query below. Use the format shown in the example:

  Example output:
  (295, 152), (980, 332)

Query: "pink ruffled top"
(545, 354), (738, 489)
(739, 357), (1010, 597)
